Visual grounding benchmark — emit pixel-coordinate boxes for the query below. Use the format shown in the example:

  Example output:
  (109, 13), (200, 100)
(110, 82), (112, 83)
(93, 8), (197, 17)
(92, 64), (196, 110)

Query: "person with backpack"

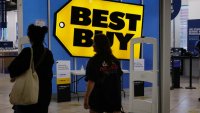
(84, 33), (123, 113)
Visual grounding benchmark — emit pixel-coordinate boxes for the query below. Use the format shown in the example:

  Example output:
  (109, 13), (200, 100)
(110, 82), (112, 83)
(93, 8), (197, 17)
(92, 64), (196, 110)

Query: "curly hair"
(27, 24), (48, 45)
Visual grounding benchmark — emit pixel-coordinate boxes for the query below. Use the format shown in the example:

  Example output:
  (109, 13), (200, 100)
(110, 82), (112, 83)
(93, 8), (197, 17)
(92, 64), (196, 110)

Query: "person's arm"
(8, 48), (30, 79)
(84, 80), (95, 109)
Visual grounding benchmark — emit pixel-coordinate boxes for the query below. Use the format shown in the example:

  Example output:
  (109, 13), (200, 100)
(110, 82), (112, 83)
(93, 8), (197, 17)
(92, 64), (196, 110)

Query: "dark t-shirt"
(85, 54), (123, 112)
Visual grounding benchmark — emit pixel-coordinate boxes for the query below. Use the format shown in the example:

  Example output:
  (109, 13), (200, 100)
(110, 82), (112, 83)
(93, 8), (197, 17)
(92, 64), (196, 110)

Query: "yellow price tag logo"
(55, 0), (144, 59)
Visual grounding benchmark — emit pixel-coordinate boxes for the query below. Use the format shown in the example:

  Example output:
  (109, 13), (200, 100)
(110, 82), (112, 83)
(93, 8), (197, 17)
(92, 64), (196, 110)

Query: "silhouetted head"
(93, 33), (112, 55)
(27, 24), (48, 45)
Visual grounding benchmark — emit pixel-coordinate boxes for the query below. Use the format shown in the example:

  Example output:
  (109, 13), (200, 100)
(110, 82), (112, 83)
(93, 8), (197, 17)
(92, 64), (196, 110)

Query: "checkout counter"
(0, 41), (18, 73)
(171, 48), (199, 89)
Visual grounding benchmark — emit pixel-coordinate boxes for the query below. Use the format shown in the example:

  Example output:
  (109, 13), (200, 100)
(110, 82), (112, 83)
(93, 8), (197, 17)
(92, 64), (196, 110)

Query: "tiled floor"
(170, 77), (200, 113)
(1, 74), (200, 113)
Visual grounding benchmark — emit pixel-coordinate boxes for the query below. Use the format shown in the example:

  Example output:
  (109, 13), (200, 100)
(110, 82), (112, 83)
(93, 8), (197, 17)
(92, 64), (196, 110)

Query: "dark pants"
(13, 104), (49, 113)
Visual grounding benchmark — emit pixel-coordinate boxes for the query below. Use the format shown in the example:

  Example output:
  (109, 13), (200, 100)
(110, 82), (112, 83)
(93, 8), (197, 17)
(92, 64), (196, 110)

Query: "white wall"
(171, 13), (180, 48)
(7, 11), (17, 43)
(189, 0), (200, 19)
(171, 0), (188, 48)
(171, 0), (200, 48)
(182, 0), (188, 5)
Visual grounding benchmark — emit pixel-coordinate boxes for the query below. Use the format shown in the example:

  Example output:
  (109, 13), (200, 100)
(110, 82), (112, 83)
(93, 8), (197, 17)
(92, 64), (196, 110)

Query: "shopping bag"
(9, 48), (39, 105)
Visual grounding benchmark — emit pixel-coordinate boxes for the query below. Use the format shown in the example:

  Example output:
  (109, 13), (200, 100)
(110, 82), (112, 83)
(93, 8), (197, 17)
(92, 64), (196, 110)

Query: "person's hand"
(84, 96), (89, 109)
(10, 78), (15, 82)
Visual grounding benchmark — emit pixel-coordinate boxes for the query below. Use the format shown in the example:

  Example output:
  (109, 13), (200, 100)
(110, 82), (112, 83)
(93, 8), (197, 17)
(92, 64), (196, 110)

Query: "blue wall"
(23, 0), (159, 93)
(23, 0), (48, 35)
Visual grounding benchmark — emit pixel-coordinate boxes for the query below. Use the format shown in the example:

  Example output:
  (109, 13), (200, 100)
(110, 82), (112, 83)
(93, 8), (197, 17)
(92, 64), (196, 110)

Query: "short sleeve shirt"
(85, 54), (123, 112)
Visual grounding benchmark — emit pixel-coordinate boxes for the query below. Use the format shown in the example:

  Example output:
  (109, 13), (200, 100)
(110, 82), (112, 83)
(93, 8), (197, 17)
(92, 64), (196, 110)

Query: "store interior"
(1, 0), (200, 113)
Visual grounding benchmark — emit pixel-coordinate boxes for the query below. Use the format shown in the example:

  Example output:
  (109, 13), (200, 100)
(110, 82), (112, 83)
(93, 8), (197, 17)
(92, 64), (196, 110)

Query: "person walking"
(84, 33), (123, 113)
(8, 24), (54, 113)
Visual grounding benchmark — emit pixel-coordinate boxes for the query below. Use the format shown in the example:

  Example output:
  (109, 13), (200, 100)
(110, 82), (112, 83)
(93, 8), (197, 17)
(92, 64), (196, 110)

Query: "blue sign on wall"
(0, 0), (7, 28)
(187, 19), (200, 55)
(171, 0), (181, 20)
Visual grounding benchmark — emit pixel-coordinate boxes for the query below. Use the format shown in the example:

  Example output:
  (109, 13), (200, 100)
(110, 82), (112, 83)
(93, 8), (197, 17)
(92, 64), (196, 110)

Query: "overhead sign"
(55, 0), (144, 59)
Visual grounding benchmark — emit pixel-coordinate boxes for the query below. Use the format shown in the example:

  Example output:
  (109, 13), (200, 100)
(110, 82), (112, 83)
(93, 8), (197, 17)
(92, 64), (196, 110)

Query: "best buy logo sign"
(55, 0), (144, 59)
